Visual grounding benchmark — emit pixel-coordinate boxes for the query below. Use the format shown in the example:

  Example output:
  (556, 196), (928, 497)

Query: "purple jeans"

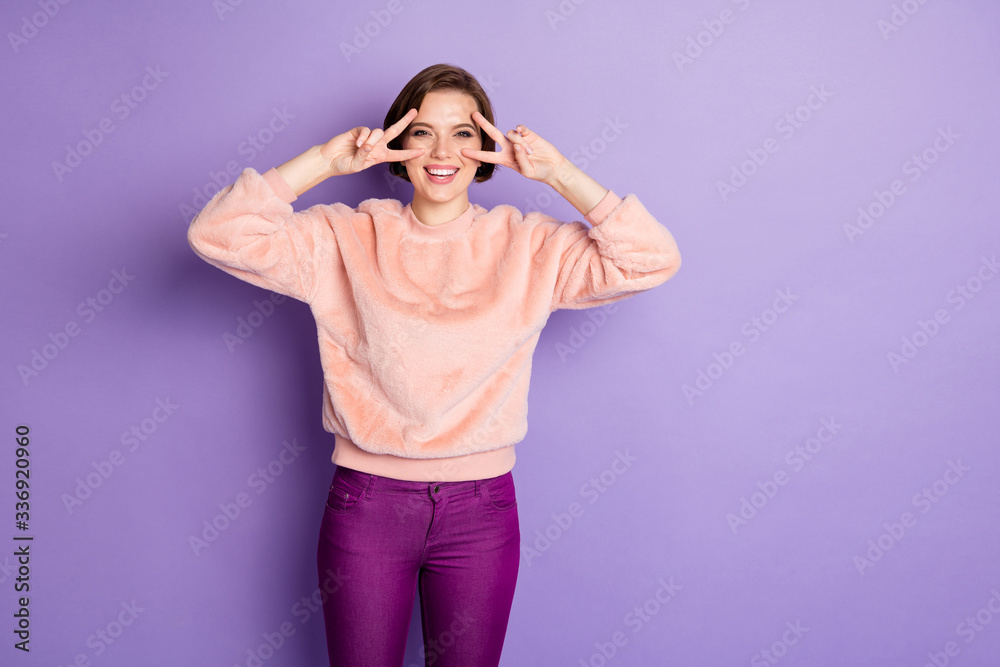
(316, 465), (520, 667)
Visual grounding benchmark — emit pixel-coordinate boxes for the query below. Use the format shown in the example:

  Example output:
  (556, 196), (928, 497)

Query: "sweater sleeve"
(547, 190), (681, 312)
(186, 167), (338, 304)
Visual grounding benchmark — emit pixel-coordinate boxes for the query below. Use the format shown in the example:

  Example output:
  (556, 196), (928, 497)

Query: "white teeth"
(427, 168), (458, 176)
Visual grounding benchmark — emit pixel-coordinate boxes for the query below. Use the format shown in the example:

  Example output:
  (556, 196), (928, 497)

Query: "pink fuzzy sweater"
(188, 167), (680, 481)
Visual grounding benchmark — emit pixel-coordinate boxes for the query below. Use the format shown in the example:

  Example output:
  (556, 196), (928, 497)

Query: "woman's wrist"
(547, 159), (609, 217)
(275, 145), (335, 197)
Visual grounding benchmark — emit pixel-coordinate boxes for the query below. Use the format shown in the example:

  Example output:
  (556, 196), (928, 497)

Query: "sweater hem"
(329, 433), (517, 482)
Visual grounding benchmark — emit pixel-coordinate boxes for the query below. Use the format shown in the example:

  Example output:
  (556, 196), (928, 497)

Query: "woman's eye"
(411, 130), (474, 138)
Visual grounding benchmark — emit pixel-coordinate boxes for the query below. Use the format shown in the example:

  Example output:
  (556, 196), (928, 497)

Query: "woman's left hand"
(461, 111), (569, 186)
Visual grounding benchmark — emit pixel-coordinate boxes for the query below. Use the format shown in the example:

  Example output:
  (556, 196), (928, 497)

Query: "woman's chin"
(415, 181), (473, 201)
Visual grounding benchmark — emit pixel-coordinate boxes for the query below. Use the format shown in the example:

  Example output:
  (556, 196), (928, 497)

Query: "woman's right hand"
(320, 107), (425, 177)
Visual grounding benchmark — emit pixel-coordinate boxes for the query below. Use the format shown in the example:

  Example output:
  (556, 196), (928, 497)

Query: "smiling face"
(400, 89), (483, 212)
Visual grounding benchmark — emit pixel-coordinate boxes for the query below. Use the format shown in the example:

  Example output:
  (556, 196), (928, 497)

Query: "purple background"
(3, 0), (999, 665)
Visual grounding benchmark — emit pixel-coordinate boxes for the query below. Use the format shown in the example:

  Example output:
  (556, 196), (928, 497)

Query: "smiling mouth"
(424, 167), (459, 183)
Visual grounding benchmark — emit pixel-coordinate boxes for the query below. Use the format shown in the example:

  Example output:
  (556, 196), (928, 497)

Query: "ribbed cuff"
(584, 189), (622, 226)
(262, 168), (298, 203)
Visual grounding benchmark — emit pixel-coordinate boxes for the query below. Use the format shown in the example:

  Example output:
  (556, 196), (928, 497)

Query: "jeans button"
(433, 485), (440, 493)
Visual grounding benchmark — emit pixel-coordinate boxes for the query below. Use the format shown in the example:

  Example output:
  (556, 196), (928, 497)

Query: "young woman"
(188, 63), (681, 667)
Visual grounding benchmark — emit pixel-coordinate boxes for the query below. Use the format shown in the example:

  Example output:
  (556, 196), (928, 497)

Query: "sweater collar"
(401, 201), (478, 239)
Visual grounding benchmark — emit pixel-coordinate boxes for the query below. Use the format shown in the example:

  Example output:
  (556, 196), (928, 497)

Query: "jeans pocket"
(325, 469), (366, 514)
(483, 474), (517, 512)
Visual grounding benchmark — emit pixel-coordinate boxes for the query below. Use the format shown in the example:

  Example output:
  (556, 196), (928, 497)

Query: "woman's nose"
(431, 137), (453, 157)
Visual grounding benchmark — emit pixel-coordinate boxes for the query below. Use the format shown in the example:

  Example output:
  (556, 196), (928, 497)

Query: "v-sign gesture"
(320, 108), (427, 178)
(461, 111), (570, 186)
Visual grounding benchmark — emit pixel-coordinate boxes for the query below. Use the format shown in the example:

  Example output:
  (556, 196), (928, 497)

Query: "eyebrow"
(409, 122), (478, 132)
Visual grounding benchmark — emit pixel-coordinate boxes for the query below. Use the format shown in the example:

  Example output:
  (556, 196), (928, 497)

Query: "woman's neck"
(409, 192), (471, 227)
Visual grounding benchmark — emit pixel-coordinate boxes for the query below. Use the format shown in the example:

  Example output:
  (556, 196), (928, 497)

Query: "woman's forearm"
(548, 160), (609, 219)
(275, 145), (335, 197)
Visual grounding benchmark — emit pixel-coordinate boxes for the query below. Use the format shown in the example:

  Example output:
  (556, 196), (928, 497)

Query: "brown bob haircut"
(383, 63), (497, 183)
